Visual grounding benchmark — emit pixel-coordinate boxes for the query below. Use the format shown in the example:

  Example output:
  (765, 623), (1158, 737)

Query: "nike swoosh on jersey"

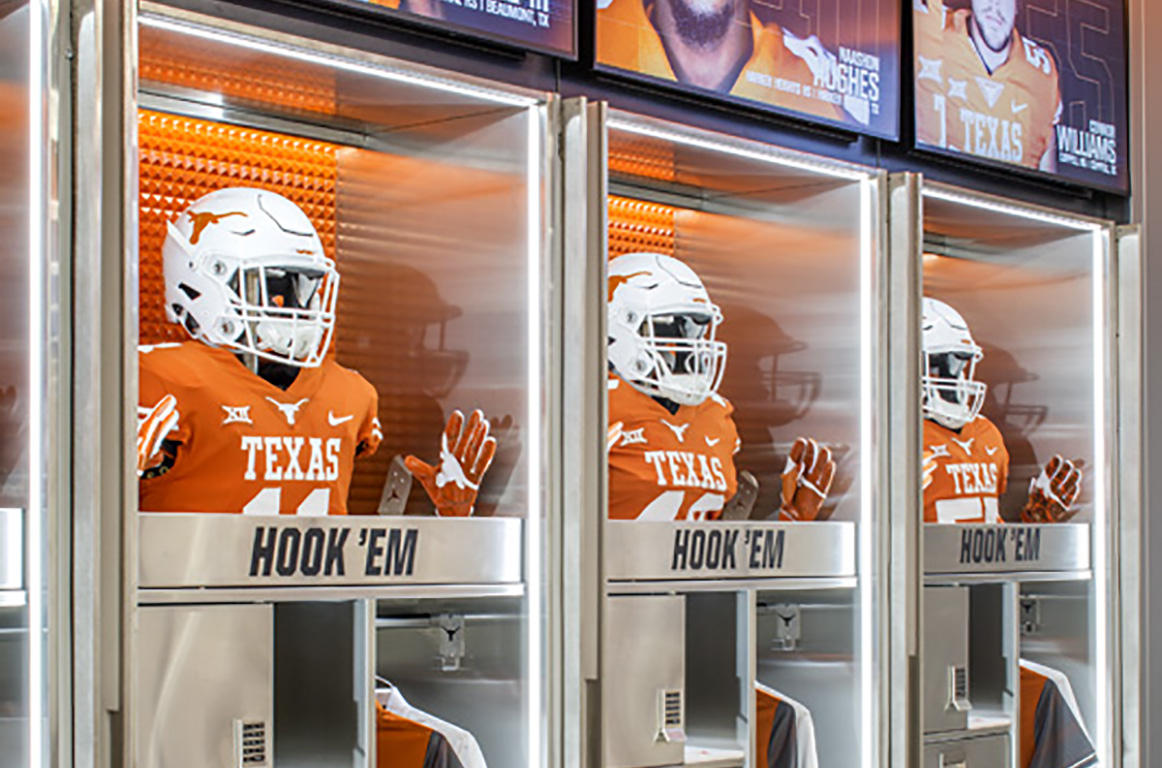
(985, 446), (999, 456)
(705, 436), (721, 447)
(1011, 100), (1030, 114)
(328, 411), (355, 426)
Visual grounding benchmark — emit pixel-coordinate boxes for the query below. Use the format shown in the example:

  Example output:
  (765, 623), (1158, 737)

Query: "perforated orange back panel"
(138, 110), (339, 345)
(139, 33), (337, 116)
(608, 196), (676, 259)
(608, 135), (678, 184)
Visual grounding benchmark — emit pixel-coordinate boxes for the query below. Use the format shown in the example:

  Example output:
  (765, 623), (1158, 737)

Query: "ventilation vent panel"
(236, 720), (268, 767)
(657, 689), (686, 743)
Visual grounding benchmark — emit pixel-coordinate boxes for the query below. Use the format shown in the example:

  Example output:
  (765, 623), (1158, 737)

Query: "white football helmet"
(608, 252), (727, 406)
(922, 297), (986, 429)
(163, 187), (339, 368)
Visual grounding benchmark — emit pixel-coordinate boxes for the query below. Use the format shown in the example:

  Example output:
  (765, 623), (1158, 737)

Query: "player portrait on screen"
(596, 0), (854, 123)
(367, 0), (446, 22)
(914, 0), (1062, 172)
(606, 252), (836, 522)
(136, 187), (496, 516)
(920, 297), (1081, 524)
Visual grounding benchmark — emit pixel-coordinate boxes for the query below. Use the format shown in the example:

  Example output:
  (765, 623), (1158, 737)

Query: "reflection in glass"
(0, 2), (31, 766)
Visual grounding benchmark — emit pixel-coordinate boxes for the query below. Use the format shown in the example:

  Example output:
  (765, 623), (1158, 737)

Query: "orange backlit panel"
(139, 33), (337, 116)
(608, 196), (676, 259)
(608, 134), (678, 184)
(138, 110), (339, 345)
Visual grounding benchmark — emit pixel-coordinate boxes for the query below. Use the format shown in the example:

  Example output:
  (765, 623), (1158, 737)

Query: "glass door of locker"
(117, 6), (557, 768)
(561, 102), (889, 768)
(891, 180), (1122, 768)
(0, 1), (56, 766)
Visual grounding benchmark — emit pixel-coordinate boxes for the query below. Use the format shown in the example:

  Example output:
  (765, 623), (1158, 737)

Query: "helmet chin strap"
(651, 394), (682, 416)
(929, 414), (966, 433)
(245, 354), (301, 391)
(235, 319), (307, 389)
(926, 397), (972, 431)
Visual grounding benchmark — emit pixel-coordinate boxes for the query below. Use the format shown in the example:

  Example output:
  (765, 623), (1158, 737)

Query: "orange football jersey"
(912, 0), (948, 56)
(608, 374), (739, 521)
(139, 341), (381, 515)
(1019, 661), (1097, 768)
(596, 0), (844, 122)
(376, 701), (471, 768)
(756, 683), (818, 768)
(377, 689), (486, 768)
(915, 8), (1061, 168)
(376, 701), (432, 767)
(923, 416), (1010, 524)
(756, 685), (793, 768)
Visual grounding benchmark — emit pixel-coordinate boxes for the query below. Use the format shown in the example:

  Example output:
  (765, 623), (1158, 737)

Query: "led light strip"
(524, 107), (544, 768)
(138, 15), (540, 109)
(858, 178), (875, 768)
(28, 0), (47, 763)
(923, 187), (1105, 232)
(605, 117), (870, 181)
(1091, 230), (1108, 764)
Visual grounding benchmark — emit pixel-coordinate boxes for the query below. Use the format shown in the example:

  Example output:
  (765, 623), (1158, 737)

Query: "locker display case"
(897, 181), (1128, 768)
(562, 105), (887, 768)
(121, 6), (555, 767)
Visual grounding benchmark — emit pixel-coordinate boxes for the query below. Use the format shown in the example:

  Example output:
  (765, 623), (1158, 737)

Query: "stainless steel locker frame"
(561, 103), (892, 768)
(12, 0), (73, 764)
(885, 173), (923, 768)
(1116, 225), (1143, 768)
(73, 3), (564, 765)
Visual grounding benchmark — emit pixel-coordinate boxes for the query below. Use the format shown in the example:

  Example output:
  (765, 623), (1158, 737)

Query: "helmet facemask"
(922, 348), (986, 429)
(626, 308), (727, 407)
(163, 189), (340, 369)
(168, 232), (340, 369)
(226, 258), (339, 368)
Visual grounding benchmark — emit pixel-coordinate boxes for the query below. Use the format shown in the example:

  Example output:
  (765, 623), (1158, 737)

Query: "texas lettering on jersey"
(608, 374), (739, 521)
(915, 6), (1061, 169)
(923, 415), (1010, 524)
(139, 342), (381, 515)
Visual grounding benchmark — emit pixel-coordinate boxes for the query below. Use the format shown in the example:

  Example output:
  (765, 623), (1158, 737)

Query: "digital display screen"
(914, 0), (1129, 193)
(342, 0), (575, 57)
(595, 0), (901, 139)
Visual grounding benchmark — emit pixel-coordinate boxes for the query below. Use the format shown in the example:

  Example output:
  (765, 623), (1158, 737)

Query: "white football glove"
(405, 409), (498, 517)
(136, 394), (179, 477)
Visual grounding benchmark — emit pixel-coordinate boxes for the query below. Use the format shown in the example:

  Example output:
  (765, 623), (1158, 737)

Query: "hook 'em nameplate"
(924, 523), (1091, 578)
(605, 521), (856, 582)
(138, 513), (523, 589)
